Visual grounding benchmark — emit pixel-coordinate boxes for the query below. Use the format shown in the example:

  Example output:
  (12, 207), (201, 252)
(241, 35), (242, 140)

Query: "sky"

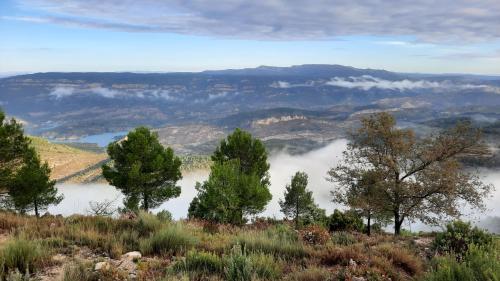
(1, 0), (500, 75)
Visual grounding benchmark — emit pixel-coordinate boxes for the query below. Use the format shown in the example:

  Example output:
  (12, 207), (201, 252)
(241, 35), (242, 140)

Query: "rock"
(94, 261), (110, 271)
(122, 251), (142, 261)
(51, 254), (66, 263)
(118, 259), (137, 273)
(353, 277), (366, 281)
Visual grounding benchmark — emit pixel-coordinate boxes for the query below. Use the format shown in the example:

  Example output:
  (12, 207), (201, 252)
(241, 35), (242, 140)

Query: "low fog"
(50, 139), (500, 232)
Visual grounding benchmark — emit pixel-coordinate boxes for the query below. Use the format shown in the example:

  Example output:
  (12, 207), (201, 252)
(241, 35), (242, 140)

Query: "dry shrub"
(375, 243), (423, 276)
(284, 267), (332, 281)
(299, 225), (329, 246)
(317, 245), (366, 266)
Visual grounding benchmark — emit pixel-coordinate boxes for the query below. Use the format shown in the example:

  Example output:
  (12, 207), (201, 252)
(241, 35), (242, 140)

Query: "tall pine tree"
(279, 171), (317, 229)
(9, 148), (63, 217)
(102, 127), (182, 211)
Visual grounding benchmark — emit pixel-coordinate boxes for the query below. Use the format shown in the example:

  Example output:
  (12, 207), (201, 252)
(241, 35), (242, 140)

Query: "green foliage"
(8, 148), (63, 217)
(433, 220), (493, 258)
(279, 171), (318, 229)
(331, 231), (357, 246)
(328, 209), (364, 232)
(212, 128), (270, 187)
(102, 127), (182, 211)
(0, 238), (48, 274)
(62, 261), (96, 281)
(173, 250), (224, 275)
(225, 245), (253, 281)
(156, 210), (173, 222)
(136, 211), (162, 235)
(249, 253), (282, 280)
(328, 112), (492, 235)
(189, 160), (271, 225)
(235, 230), (306, 259)
(423, 244), (500, 281)
(140, 224), (197, 256)
(0, 109), (30, 188)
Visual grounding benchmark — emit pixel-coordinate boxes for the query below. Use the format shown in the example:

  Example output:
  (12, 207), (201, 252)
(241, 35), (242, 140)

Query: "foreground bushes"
(0, 238), (49, 275)
(173, 246), (282, 280)
(433, 220), (493, 259)
(140, 223), (198, 256)
(423, 244), (500, 281)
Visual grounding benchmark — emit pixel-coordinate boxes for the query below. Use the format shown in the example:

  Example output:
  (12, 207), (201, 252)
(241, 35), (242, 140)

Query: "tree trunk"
(367, 213), (371, 236)
(34, 198), (39, 218)
(295, 198), (299, 229)
(143, 189), (149, 211)
(394, 212), (403, 235)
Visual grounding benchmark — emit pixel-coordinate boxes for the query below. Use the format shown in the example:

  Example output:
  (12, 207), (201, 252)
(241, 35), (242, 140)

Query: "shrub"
(331, 232), (357, 246)
(0, 238), (48, 274)
(318, 245), (366, 266)
(433, 221), (493, 259)
(235, 231), (307, 259)
(140, 224), (197, 256)
(137, 211), (163, 235)
(156, 210), (173, 222)
(375, 244), (423, 276)
(225, 246), (252, 281)
(423, 244), (500, 281)
(264, 224), (298, 242)
(328, 209), (364, 232)
(249, 253), (282, 280)
(299, 225), (330, 245)
(118, 230), (140, 252)
(173, 251), (224, 275)
(62, 261), (97, 281)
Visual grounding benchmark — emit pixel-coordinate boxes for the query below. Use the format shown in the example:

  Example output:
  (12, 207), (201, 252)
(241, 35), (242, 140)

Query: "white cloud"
(325, 75), (500, 93)
(49, 86), (119, 99)
(12, 0), (500, 43)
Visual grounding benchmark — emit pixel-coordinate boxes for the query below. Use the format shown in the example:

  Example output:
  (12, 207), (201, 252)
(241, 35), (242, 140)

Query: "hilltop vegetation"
(0, 108), (498, 280)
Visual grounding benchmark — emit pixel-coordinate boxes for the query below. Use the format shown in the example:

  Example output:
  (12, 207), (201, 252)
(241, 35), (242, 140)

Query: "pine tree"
(9, 148), (63, 217)
(0, 109), (30, 192)
(102, 127), (182, 211)
(279, 171), (316, 229)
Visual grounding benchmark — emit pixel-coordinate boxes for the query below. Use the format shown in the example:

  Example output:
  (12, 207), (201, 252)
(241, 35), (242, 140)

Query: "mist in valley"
(50, 139), (500, 232)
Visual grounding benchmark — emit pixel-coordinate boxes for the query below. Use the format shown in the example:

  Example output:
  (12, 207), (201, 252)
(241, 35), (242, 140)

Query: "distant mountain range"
(1, 64), (500, 161)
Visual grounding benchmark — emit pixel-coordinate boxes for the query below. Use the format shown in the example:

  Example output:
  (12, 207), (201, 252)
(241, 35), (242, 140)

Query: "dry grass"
(0, 212), (429, 281)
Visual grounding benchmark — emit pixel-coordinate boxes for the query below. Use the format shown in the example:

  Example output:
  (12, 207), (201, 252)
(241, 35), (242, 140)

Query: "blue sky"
(1, 0), (499, 74)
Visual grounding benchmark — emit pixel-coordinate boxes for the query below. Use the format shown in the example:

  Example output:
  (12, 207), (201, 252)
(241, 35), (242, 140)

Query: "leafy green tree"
(212, 128), (270, 187)
(329, 112), (492, 235)
(188, 160), (272, 225)
(9, 148), (63, 217)
(102, 127), (182, 211)
(0, 109), (30, 191)
(331, 170), (390, 235)
(279, 171), (317, 229)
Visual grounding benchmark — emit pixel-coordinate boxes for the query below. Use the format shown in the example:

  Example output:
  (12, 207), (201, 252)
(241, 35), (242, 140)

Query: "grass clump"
(174, 250), (224, 275)
(235, 231), (306, 259)
(375, 243), (423, 276)
(283, 267), (332, 281)
(225, 246), (252, 281)
(0, 238), (49, 274)
(331, 231), (357, 246)
(140, 223), (197, 256)
(62, 261), (96, 281)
